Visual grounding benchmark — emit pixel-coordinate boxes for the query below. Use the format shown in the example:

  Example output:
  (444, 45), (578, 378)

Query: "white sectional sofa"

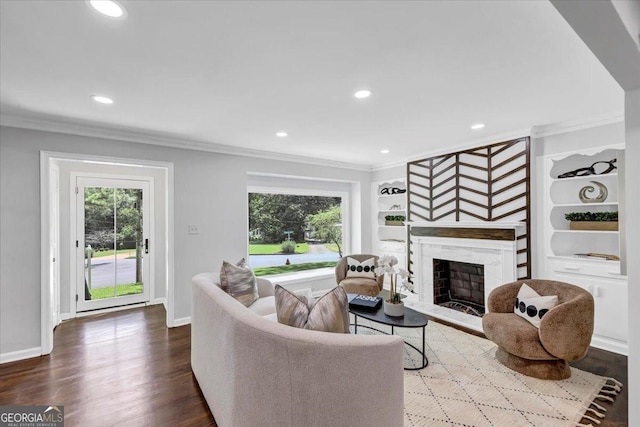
(191, 272), (405, 427)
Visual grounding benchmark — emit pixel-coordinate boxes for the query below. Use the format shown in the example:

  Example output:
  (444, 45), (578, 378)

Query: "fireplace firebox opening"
(433, 259), (485, 317)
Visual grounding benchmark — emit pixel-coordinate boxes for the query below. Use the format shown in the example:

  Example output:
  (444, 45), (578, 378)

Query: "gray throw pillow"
(220, 258), (259, 307)
(274, 285), (350, 333)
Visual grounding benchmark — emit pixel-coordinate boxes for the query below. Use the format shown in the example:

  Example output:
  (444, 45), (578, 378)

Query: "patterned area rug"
(351, 319), (622, 427)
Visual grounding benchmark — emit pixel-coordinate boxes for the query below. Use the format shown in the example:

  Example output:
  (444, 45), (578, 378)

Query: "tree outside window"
(248, 193), (343, 276)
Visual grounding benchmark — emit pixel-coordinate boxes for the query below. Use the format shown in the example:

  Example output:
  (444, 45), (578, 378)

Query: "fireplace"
(433, 259), (485, 317)
(406, 221), (525, 332)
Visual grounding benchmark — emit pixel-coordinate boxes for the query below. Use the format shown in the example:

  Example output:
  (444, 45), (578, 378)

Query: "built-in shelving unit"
(542, 145), (627, 354)
(546, 148), (622, 259)
(372, 179), (407, 270)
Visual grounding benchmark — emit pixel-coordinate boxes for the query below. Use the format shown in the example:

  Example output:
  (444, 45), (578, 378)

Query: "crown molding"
(0, 112), (373, 172)
(2, 110), (624, 174)
(531, 111), (624, 138)
(369, 159), (408, 173)
(372, 112), (625, 170)
(403, 127), (533, 165)
(369, 128), (532, 172)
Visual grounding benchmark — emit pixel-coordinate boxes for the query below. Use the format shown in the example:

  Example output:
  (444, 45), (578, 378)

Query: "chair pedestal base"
(495, 347), (571, 380)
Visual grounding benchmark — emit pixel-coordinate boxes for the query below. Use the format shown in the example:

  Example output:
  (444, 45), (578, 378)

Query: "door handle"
(145, 238), (149, 254)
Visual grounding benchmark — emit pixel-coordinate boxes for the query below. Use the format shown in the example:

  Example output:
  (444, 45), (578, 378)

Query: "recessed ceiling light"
(276, 131), (288, 137)
(471, 123), (485, 130)
(354, 89), (372, 99)
(380, 149), (390, 154)
(88, 0), (125, 18)
(91, 95), (114, 104)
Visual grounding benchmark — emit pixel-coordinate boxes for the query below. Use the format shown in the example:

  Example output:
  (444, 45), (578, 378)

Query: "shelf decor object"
(380, 187), (406, 195)
(565, 211), (618, 231)
(557, 158), (617, 178)
(385, 215), (405, 226)
(578, 181), (608, 203)
(407, 137), (531, 279)
(573, 253), (620, 261)
(374, 254), (410, 317)
(564, 212), (618, 231)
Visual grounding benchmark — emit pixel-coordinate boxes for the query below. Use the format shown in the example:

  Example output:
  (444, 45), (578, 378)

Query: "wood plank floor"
(0, 305), (628, 426)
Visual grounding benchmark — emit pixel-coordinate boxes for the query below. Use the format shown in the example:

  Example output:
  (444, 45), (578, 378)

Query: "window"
(248, 192), (344, 277)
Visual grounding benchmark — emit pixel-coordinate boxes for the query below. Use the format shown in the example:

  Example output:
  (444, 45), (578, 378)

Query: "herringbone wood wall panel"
(407, 137), (531, 279)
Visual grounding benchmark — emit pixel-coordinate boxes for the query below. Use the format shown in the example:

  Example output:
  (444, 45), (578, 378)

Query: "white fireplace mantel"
(409, 221), (526, 230)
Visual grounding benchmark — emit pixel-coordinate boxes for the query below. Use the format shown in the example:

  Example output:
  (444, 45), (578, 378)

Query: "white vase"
(384, 300), (404, 317)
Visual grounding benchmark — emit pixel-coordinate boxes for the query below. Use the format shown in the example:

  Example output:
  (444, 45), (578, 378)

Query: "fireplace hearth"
(433, 259), (485, 317)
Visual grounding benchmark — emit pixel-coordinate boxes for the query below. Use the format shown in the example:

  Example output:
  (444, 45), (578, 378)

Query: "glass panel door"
(76, 177), (150, 312)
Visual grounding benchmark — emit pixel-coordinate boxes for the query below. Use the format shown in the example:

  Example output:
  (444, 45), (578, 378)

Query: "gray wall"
(371, 164), (406, 184)
(0, 125), (372, 355)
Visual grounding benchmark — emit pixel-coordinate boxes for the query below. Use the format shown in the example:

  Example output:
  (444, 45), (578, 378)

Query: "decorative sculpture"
(578, 181), (608, 203)
(380, 187), (407, 195)
(558, 158), (617, 179)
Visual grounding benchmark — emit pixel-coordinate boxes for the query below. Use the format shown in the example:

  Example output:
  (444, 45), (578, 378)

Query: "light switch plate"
(188, 225), (200, 235)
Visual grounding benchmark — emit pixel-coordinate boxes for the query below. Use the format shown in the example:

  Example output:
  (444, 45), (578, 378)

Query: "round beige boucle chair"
(335, 254), (383, 297)
(482, 279), (594, 380)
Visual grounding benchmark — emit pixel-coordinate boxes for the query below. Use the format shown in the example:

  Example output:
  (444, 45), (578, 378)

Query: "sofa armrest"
(256, 277), (274, 297)
(486, 281), (522, 313)
(539, 293), (594, 360)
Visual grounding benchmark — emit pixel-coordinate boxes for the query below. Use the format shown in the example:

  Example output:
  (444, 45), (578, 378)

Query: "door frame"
(72, 173), (153, 313)
(40, 151), (175, 356)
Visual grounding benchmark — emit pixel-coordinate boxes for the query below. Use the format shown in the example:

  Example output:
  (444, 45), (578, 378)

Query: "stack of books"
(348, 294), (382, 312)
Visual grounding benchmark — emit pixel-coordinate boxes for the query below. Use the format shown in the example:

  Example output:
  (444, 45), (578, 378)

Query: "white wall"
(625, 87), (640, 427)
(0, 125), (372, 355)
(532, 121), (625, 157)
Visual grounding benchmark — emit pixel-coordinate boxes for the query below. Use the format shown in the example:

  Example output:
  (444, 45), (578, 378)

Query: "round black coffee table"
(349, 303), (429, 370)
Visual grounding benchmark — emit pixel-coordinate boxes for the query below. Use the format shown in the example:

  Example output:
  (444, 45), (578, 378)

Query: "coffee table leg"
(421, 325), (429, 368)
(422, 326), (426, 366)
(354, 315), (358, 334)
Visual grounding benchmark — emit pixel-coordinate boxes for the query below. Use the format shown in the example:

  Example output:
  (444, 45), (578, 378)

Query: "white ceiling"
(0, 1), (623, 168)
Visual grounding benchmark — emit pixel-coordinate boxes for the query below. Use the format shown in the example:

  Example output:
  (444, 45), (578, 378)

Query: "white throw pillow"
(514, 283), (558, 328)
(345, 257), (376, 279)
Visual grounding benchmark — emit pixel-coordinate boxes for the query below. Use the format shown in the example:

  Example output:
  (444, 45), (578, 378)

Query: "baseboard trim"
(0, 347), (43, 364)
(151, 298), (167, 307)
(591, 336), (628, 356)
(172, 316), (191, 327)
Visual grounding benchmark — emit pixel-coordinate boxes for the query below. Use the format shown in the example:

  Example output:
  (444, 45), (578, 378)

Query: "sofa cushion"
(514, 283), (558, 328)
(345, 256), (376, 279)
(275, 285), (350, 333)
(220, 258), (259, 307)
(248, 296), (276, 316)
